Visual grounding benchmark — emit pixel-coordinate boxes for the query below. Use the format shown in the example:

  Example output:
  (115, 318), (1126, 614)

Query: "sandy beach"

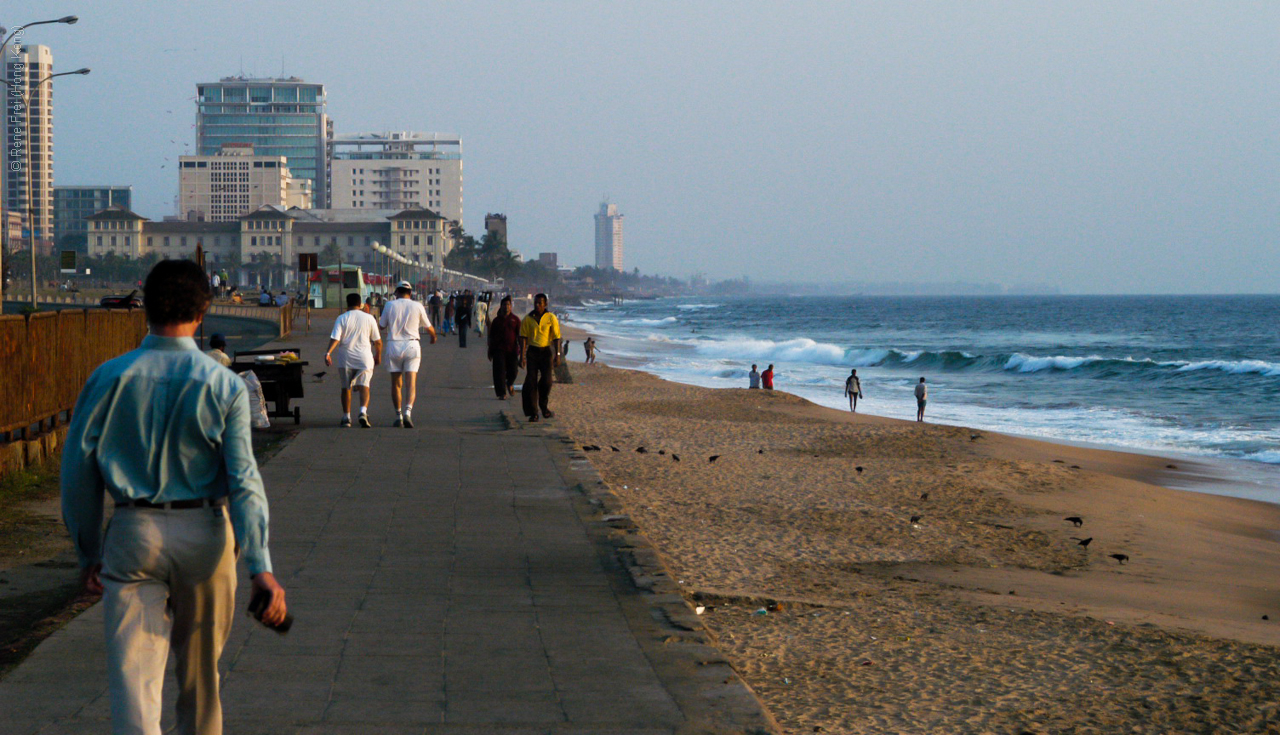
(554, 358), (1280, 734)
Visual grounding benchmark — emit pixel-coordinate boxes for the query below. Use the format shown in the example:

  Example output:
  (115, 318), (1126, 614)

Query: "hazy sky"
(10, 1), (1280, 292)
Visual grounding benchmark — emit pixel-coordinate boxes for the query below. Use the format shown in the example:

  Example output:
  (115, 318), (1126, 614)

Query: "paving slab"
(0, 313), (778, 734)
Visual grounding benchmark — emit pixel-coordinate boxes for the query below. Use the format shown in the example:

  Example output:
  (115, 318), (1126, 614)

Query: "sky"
(8, 1), (1280, 293)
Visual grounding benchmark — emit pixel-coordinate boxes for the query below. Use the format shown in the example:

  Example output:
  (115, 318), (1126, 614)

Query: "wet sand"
(555, 361), (1280, 734)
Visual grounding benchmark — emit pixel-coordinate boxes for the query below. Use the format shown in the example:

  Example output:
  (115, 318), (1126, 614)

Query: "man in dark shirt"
(456, 289), (475, 348)
(487, 296), (522, 399)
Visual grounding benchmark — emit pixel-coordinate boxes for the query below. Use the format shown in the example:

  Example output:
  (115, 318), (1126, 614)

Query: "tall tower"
(4, 44), (55, 252)
(196, 77), (329, 207)
(594, 201), (623, 271)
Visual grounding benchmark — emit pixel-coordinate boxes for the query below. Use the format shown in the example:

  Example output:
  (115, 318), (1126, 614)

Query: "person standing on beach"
(584, 337), (597, 364)
(61, 259), (286, 735)
(325, 292), (383, 428)
(487, 295), (521, 400)
(915, 377), (928, 422)
(762, 364), (775, 390)
(379, 280), (437, 428)
(845, 369), (863, 412)
(748, 364), (760, 389)
(519, 293), (562, 422)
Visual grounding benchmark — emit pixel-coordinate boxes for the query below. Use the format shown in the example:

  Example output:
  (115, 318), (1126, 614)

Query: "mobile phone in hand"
(247, 588), (294, 635)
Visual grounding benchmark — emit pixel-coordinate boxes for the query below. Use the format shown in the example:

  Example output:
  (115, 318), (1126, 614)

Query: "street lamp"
(22, 68), (90, 309)
(0, 15), (78, 305)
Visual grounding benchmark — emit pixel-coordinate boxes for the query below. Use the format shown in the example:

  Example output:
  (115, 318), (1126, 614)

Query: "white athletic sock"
(404, 405), (412, 415)
(343, 412), (350, 420)
(359, 406), (367, 415)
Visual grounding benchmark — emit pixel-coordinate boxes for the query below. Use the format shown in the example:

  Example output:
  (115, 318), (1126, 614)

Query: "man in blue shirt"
(62, 259), (287, 735)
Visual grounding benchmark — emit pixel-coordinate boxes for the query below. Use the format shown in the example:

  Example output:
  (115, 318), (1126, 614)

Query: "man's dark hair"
(396, 286), (411, 296)
(210, 334), (227, 350)
(143, 259), (211, 325)
(534, 293), (548, 303)
(347, 292), (362, 308)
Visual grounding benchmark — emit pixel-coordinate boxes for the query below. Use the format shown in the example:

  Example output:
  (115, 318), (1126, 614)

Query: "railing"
(0, 309), (148, 440)
(207, 302), (292, 338)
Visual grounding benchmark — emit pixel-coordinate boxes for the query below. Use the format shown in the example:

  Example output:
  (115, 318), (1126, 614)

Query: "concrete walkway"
(0, 316), (777, 734)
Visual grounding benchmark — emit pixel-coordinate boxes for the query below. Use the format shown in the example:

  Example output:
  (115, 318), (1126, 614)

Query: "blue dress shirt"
(61, 335), (273, 575)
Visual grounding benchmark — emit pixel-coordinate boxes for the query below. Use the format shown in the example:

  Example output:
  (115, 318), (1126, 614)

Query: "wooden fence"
(0, 309), (148, 440)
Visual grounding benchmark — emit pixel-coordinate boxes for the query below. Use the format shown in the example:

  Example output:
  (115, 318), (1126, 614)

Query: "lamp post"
(0, 16), (77, 306)
(23, 67), (90, 309)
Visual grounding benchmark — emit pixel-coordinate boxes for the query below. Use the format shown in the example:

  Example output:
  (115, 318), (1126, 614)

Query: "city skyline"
(9, 1), (1280, 292)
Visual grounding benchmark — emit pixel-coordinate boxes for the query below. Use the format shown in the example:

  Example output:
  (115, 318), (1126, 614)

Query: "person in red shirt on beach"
(762, 364), (775, 390)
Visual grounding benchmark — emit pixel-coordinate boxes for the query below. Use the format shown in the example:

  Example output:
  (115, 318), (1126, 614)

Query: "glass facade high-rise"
(54, 185), (132, 248)
(195, 77), (329, 207)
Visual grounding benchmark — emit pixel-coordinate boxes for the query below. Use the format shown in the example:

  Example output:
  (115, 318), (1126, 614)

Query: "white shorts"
(385, 340), (421, 373)
(338, 367), (374, 388)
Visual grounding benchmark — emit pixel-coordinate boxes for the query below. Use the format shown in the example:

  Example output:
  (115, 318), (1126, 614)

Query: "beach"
(554, 357), (1280, 734)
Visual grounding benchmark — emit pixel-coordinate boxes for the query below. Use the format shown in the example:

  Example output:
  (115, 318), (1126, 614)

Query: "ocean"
(563, 295), (1280, 503)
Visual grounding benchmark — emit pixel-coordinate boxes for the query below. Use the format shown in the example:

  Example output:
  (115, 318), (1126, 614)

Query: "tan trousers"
(102, 505), (236, 735)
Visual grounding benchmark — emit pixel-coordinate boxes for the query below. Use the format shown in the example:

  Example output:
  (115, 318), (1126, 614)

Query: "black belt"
(115, 497), (228, 510)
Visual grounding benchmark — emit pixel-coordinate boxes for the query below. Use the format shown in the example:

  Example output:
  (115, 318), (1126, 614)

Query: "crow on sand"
(1072, 537), (1092, 548)
(1109, 553), (1129, 564)
(1064, 516), (1083, 527)
(709, 455), (721, 463)
(910, 515), (922, 523)
(636, 447), (648, 454)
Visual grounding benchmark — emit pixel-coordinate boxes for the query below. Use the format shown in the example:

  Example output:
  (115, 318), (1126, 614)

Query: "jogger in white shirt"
(379, 281), (437, 428)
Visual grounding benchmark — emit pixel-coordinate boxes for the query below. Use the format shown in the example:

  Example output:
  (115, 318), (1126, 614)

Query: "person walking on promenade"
(915, 377), (928, 422)
(748, 364), (760, 389)
(428, 290), (443, 329)
(379, 280), (436, 428)
(205, 333), (232, 368)
(456, 289), (475, 347)
(762, 364), (775, 390)
(325, 292), (383, 428)
(519, 293), (562, 422)
(61, 259), (287, 735)
(845, 369), (863, 412)
(584, 337), (597, 364)
(443, 295), (456, 336)
(487, 295), (521, 400)
(474, 292), (490, 338)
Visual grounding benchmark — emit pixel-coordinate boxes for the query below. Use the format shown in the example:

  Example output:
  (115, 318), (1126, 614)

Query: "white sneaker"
(358, 414), (371, 428)
(403, 414), (414, 429)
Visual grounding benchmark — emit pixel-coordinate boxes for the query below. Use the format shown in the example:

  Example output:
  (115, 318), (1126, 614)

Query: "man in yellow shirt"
(518, 293), (561, 422)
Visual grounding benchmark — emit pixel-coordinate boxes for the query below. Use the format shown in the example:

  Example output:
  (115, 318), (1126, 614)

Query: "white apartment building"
(594, 202), (624, 271)
(3, 45), (55, 252)
(328, 132), (462, 225)
(179, 143), (311, 222)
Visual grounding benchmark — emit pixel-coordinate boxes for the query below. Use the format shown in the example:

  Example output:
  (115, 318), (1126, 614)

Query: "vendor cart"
(232, 349), (309, 425)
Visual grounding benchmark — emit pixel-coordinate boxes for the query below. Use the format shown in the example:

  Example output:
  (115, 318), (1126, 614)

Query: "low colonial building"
(86, 204), (452, 285)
